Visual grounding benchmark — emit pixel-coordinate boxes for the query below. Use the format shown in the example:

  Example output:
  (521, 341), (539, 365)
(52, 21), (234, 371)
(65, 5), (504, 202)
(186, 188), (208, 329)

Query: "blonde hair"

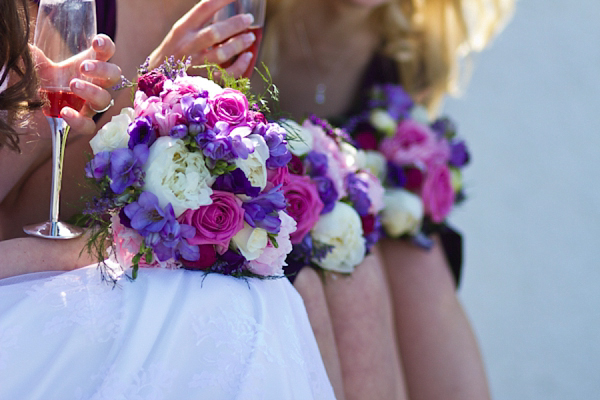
(378, 0), (515, 112)
(262, 0), (515, 113)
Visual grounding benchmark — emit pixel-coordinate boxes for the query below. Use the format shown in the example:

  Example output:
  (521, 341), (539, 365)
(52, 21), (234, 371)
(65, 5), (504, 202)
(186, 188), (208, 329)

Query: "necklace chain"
(293, 20), (357, 106)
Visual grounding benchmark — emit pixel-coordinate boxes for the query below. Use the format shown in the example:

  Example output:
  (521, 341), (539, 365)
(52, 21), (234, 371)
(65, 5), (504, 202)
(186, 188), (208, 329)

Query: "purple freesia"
(242, 185), (286, 233)
(305, 151), (328, 177)
(109, 144), (148, 194)
(264, 124), (292, 168)
(346, 173), (372, 216)
(431, 116), (456, 139)
(128, 116), (157, 149)
(213, 249), (247, 275)
(449, 140), (470, 167)
(373, 84), (414, 120)
(313, 176), (338, 214)
(386, 161), (407, 188)
(124, 191), (168, 236)
(169, 124), (188, 139)
(151, 205), (200, 262)
(85, 151), (111, 180)
(181, 94), (208, 126)
(213, 168), (261, 197)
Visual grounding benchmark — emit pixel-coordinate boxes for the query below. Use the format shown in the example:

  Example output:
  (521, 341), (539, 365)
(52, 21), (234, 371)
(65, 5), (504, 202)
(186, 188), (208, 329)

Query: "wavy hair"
(0, 0), (43, 152)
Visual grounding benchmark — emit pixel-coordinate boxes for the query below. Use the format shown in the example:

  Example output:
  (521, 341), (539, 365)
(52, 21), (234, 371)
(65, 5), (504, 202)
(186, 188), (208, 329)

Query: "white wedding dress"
(0, 260), (335, 400)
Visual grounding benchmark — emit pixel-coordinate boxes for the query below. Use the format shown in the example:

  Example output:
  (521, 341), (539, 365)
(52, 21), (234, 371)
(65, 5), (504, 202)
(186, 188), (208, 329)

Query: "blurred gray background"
(444, 1), (600, 399)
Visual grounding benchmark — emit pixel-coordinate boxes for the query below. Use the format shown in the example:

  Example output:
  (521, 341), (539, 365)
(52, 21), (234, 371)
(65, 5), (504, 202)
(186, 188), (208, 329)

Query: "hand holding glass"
(23, 0), (97, 239)
(212, 0), (265, 78)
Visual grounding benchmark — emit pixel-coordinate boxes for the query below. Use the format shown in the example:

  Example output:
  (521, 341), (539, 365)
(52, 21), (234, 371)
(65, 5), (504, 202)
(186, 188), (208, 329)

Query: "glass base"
(23, 221), (84, 239)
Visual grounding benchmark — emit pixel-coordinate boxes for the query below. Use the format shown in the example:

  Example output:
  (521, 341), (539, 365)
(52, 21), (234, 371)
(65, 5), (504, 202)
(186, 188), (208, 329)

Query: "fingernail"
(242, 13), (254, 25)
(94, 36), (105, 47)
(74, 80), (85, 90)
(82, 61), (95, 72)
(62, 108), (75, 118)
(241, 52), (253, 62)
(244, 32), (256, 44)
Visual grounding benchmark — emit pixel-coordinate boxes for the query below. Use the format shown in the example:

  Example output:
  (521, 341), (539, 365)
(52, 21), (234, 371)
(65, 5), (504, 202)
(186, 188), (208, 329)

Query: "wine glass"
(23, 0), (97, 239)
(212, 0), (266, 78)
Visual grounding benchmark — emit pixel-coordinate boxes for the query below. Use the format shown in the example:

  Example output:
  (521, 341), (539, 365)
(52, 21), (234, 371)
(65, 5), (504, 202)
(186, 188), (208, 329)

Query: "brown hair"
(0, 0), (43, 152)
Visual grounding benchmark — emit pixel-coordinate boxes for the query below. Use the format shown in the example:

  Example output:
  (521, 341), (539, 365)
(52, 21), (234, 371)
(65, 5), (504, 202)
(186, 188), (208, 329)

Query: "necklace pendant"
(315, 83), (326, 105)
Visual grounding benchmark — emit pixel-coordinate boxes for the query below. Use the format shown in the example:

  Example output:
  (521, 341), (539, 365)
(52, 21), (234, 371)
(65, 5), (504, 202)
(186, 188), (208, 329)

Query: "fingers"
(199, 13), (254, 46)
(69, 78), (113, 117)
(178, 0), (237, 31)
(60, 107), (97, 136)
(224, 51), (253, 78)
(79, 59), (122, 88)
(201, 30), (256, 65)
(92, 34), (116, 61)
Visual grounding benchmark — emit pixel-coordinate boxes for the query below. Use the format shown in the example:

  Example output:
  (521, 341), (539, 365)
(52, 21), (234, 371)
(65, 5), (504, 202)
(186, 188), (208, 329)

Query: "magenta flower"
(421, 163), (455, 223)
(178, 190), (245, 254)
(207, 88), (249, 128)
(379, 119), (439, 167)
(283, 174), (324, 244)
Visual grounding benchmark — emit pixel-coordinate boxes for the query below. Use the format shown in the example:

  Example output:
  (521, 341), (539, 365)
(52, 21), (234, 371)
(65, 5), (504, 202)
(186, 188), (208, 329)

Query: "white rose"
(89, 107), (135, 154)
(409, 105), (431, 125)
(339, 141), (363, 171)
(143, 137), (214, 217)
(381, 188), (424, 237)
(369, 109), (396, 137)
(312, 201), (366, 274)
(232, 223), (269, 261)
(235, 134), (269, 191)
(364, 150), (388, 182)
(281, 119), (313, 156)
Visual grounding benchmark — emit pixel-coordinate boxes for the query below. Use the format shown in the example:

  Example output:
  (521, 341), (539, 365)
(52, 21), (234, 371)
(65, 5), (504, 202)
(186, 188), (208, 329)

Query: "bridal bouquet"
(84, 59), (296, 279)
(280, 115), (384, 274)
(345, 84), (469, 245)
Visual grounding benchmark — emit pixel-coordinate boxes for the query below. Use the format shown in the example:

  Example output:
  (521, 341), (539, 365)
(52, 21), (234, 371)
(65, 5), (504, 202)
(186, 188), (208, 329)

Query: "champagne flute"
(23, 0), (97, 239)
(212, 0), (266, 78)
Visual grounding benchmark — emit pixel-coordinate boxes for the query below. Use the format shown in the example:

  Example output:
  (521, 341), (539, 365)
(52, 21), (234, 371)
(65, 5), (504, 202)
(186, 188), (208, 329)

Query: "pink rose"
(182, 244), (217, 270)
(283, 174), (324, 244)
(247, 212), (297, 276)
(421, 163), (455, 223)
(207, 88), (249, 128)
(178, 190), (245, 254)
(379, 119), (440, 167)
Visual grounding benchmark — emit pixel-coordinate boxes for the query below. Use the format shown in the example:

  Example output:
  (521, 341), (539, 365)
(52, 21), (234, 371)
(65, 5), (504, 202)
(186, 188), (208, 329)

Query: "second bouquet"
(280, 115), (385, 277)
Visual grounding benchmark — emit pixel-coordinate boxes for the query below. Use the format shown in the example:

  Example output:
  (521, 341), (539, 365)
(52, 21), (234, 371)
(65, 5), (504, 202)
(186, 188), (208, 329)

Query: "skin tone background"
(443, 0), (600, 398)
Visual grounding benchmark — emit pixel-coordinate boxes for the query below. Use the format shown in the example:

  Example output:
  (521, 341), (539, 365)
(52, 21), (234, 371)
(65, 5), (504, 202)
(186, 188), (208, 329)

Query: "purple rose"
(137, 70), (167, 97)
(177, 190), (245, 254)
(283, 174), (324, 244)
(207, 88), (249, 128)
(421, 163), (455, 223)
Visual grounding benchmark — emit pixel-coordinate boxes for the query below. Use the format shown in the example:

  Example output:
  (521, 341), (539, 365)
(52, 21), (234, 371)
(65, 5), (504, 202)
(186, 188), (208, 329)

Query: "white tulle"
(0, 261), (335, 400)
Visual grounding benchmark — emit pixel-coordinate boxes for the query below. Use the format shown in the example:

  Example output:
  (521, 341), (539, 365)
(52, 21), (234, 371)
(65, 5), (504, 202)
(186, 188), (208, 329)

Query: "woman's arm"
(0, 234), (95, 279)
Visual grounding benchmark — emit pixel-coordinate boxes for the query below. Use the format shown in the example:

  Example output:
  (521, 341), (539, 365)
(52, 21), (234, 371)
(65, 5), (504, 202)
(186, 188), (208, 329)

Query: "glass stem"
(47, 117), (69, 235)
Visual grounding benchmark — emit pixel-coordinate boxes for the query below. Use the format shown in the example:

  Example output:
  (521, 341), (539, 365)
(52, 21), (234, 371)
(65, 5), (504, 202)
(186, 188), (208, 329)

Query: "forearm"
(0, 235), (96, 280)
